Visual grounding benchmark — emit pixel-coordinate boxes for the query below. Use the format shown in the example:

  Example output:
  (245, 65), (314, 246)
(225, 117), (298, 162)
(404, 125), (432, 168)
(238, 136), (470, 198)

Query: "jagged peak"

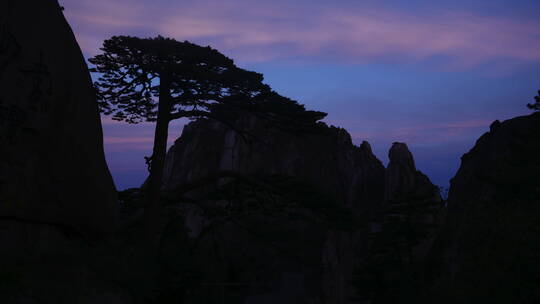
(388, 142), (416, 169)
(360, 141), (373, 154)
(489, 120), (501, 133)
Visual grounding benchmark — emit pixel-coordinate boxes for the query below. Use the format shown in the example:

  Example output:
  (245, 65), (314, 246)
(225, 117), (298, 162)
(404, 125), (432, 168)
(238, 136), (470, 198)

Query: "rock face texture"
(161, 116), (439, 303)
(428, 112), (540, 303)
(162, 116), (386, 303)
(163, 117), (385, 211)
(0, 0), (117, 238)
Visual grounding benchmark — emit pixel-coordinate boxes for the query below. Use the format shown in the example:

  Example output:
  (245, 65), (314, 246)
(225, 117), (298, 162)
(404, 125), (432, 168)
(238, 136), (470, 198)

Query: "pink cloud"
(61, 0), (540, 68)
(100, 117), (186, 152)
(103, 137), (154, 144)
(103, 137), (154, 152)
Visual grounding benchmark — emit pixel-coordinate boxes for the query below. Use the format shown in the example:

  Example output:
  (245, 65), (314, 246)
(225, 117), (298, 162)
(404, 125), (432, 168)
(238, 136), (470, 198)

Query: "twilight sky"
(60, 0), (540, 190)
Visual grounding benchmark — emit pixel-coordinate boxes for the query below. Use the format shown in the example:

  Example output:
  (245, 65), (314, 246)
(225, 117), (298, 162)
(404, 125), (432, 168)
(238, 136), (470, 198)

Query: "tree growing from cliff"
(89, 36), (272, 235)
(527, 90), (540, 111)
(89, 36), (326, 238)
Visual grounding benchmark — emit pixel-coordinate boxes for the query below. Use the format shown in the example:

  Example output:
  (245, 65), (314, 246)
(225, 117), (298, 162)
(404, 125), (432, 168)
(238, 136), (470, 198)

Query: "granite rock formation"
(0, 0), (117, 238)
(385, 142), (440, 204)
(161, 116), (386, 303)
(427, 112), (540, 303)
(383, 142), (442, 258)
(163, 117), (385, 211)
(345, 142), (442, 303)
(160, 115), (439, 303)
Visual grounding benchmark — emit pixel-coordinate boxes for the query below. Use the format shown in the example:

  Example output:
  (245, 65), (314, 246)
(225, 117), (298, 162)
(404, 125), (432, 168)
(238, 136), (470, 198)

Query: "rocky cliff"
(0, 0), (117, 238)
(427, 112), (540, 303)
(162, 115), (386, 303)
(163, 116), (385, 211)
(385, 142), (440, 204)
(0, 1), (120, 302)
(161, 115), (439, 303)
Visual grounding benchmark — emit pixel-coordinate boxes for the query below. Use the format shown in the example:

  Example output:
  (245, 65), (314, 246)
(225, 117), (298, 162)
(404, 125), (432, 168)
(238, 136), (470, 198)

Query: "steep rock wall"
(163, 117), (385, 211)
(385, 142), (438, 202)
(427, 113), (540, 303)
(0, 1), (123, 302)
(161, 116), (439, 303)
(0, 0), (117, 238)
(162, 116), (386, 303)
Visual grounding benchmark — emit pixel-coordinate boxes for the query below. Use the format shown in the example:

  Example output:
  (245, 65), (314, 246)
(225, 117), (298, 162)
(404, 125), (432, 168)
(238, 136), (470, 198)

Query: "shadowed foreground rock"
(427, 112), (540, 303)
(0, 0), (119, 302)
(0, 0), (117, 238)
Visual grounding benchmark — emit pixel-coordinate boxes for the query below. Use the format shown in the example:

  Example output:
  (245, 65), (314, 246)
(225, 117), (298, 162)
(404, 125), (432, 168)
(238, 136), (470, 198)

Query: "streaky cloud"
(63, 0), (540, 69)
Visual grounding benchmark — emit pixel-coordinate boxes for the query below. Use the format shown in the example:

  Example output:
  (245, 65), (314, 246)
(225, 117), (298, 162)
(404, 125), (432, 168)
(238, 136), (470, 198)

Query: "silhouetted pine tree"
(89, 36), (325, 238)
(527, 89), (540, 111)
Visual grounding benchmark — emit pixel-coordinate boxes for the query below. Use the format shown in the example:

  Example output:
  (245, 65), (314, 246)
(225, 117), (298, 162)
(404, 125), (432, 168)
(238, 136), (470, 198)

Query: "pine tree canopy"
(89, 35), (272, 123)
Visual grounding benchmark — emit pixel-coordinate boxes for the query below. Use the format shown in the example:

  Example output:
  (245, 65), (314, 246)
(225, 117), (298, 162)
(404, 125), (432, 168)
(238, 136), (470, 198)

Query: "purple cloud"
(63, 0), (540, 67)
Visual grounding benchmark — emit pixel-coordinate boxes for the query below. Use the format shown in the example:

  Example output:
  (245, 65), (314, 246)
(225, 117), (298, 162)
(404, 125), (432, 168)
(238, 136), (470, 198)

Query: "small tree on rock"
(527, 90), (540, 111)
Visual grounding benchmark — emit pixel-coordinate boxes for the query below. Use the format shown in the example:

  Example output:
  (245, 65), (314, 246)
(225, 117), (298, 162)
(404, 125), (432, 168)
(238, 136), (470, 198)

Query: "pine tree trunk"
(144, 73), (171, 241)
